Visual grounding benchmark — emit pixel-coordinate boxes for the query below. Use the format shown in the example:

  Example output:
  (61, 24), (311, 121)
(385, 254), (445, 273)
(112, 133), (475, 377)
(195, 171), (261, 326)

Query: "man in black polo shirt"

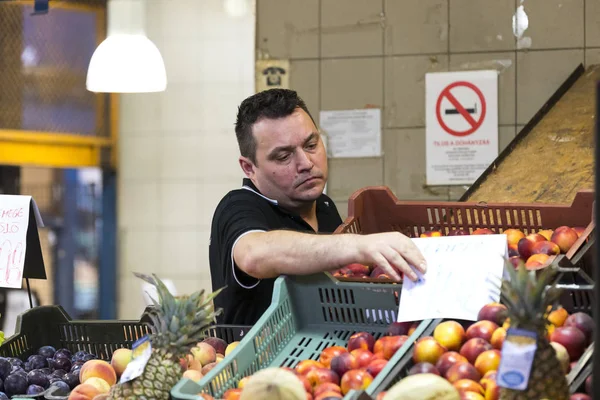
(209, 89), (427, 325)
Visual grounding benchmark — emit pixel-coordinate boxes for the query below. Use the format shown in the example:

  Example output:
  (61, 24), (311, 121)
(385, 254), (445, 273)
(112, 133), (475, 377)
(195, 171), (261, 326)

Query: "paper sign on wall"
(0, 195), (46, 289)
(319, 109), (381, 158)
(425, 70), (499, 185)
(397, 235), (507, 322)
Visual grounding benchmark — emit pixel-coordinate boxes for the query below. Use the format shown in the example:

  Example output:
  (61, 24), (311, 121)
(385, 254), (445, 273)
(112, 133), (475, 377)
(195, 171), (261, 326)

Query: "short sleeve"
(216, 197), (271, 289)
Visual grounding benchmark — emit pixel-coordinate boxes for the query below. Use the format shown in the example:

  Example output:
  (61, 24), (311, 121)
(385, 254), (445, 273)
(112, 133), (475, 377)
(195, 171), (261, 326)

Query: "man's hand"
(356, 232), (427, 282)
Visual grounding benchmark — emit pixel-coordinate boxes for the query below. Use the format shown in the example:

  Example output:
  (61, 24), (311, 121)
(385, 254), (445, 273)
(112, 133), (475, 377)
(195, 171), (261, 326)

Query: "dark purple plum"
(38, 346), (56, 359)
(49, 380), (70, 396)
(0, 392), (7, 400)
(4, 373), (28, 396)
(27, 370), (49, 389)
(0, 359), (10, 380)
(26, 355), (46, 370)
(81, 353), (96, 362)
(48, 377), (62, 384)
(70, 362), (84, 374)
(26, 384), (45, 395)
(51, 369), (67, 378)
(53, 349), (72, 360)
(62, 372), (79, 389)
(8, 358), (24, 369)
(71, 351), (88, 362)
(52, 357), (71, 372)
(0, 377), (3, 391)
(10, 367), (26, 377)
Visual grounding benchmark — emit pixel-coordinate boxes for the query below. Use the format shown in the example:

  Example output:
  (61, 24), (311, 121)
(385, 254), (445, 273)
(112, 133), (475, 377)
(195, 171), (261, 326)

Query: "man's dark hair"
(235, 89), (316, 165)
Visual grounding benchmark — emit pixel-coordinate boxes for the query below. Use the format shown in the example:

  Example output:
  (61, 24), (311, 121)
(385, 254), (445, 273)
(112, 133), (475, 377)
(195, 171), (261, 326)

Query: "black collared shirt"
(209, 178), (343, 326)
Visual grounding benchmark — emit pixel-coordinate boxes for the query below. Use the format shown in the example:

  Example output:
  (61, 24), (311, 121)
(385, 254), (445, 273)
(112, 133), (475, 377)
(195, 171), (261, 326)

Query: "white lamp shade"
(86, 34), (167, 93)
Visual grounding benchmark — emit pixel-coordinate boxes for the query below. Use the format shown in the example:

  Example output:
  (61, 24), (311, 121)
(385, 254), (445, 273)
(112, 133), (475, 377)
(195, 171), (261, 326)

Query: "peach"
(222, 388), (242, 400)
(216, 354), (224, 363)
(460, 392), (485, 400)
(350, 349), (374, 368)
(548, 307), (569, 327)
(201, 362), (217, 375)
(68, 383), (102, 400)
(202, 337), (227, 356)
(83, 377), (111, 394)
(340, 369), (374, 395)
(306, 367), (340, 387)
(453, 379), (484, 395)
(538, 229), (554, 241)
(313, 382), (342, 397)
(460, 338), (493, 365)
(330, 353), (359, 379)
(474, 350), (501, 376)
(110, 348), (132, 377)
(347, 331), (375, 352)
(191, 342), (217, 366)
(472, 228), (494, 235)
(550, 326), (587, 360)
(531, 240), (560, 256)
(466, 321), (498, 343)
(525, 253), (551, 269)
(225, 341), (240, 356)
(319, 346), (347, 368)
(573, 227), (586, 237)
(551, 226), (579, 253)
(517, 234), (546, 260)
(446, 362), (482, 384)
(386, 322), (412, 336)
(365, 358), (388, 378)
(433, 320), (466, 351)
(408, 362), (440, 376)
(186, 354), (203, 372)
(503, 229), (525, 246)
(79, 360), (117, 387)
(421, 230), (443, 238)
(436, 351), (468, 378)
(382, 335), (409, 360)
(183, 369), (204, 382)
(484, 379), (500, 400)
(550, 341), (570, 373)
(296, 359), (326, 375)
(477, 303), (507, 326)
(413, 336), (447, 365)
(564, 312), (595, 344)
(490, 328), (506, 350)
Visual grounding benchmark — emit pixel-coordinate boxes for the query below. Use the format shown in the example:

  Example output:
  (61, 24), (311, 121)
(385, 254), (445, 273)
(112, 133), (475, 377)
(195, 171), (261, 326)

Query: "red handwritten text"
(0, 223), (19, 234)
(0, 208), (24, 219)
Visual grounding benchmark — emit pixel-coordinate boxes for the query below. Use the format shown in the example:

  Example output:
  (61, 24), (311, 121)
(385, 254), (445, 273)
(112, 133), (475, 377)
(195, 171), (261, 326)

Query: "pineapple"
(108, 273), (222, 400)
(499, 260), (569, 400)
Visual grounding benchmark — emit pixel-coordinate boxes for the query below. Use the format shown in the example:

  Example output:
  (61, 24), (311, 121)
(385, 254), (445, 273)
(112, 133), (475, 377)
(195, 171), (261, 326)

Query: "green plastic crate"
(170, 273), (433, 400)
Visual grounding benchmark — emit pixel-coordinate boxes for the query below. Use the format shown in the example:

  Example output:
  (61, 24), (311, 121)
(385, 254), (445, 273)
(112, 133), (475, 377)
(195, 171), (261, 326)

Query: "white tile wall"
(117, 0), (255, 319)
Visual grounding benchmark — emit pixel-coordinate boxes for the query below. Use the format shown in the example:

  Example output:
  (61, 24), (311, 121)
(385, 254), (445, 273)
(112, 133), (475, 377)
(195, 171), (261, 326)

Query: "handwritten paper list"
(0, 196), (32, 288)
(397, 235), (508, 322)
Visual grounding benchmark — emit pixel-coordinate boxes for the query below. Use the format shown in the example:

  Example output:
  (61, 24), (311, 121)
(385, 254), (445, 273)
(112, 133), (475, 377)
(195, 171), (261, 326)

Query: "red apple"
(477, 303), (507, 326)
(329, 353), (359, 379)
(446, 362), (482, 383)
(460, 338), (493, 365)
(347, 332), (375, 352)
(408, 362), (440, 376)
(365, 358), (387, 378)
(564, 312), (595, 344)
(466, 321), (499, 342)
(350, 349), (374, 368)
(413, 336), (447, 365)
(517, 234), (546, 260)
(551, 226), (579, 253)
(436, 351), (468, 378)
(550, 326), (587, 361)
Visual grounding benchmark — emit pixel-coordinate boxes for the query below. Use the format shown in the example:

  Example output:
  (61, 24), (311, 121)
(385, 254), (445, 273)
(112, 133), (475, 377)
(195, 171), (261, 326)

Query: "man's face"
(239, 108), (328, 208)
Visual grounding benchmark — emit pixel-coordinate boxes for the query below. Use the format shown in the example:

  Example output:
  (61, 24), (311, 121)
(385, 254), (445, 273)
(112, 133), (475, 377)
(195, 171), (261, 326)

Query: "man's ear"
(239, 156), (255, 178)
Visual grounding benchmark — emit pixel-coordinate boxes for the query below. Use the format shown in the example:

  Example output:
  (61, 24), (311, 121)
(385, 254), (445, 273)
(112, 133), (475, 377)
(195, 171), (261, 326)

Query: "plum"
(81, 353), (96, 362)
(0, 359), (10, 380)
(70, 362), (84, 374)
(38, 345), (56, 359)
(26, 384), (45, 395)
(62, 372), (79, 389)
(71, 351), (88, 362)
(49, 380), (70, 396)
(0, 377), (3, 392)
(50, 357), (71, 372)
(0, 393), (7, 400)
(26, 355), (46, 370)
(4, 373), (28, 396)
(27, 369), (50, 389)
(8, 358), (24, 369)
(53, 349), (72, 360)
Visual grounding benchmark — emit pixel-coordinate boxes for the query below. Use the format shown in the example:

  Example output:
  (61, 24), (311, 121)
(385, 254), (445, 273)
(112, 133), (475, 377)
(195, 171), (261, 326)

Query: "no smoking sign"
(426, 70), (498, 186)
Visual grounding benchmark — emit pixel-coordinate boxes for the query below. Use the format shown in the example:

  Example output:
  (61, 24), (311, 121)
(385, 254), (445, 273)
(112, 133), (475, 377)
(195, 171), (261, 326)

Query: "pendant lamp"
(86, 0), (167, 93)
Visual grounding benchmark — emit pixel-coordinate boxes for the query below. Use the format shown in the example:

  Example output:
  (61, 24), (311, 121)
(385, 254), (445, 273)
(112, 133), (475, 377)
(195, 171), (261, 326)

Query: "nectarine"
(436, 351), (468, 378)
(460, 338), (493, 365)
(446, 362), (481, 384)
(319, 346), (348, 368)
(340, 369), (374, 395)
(347, 332), (375, 352)
(502, 229), (525, 246)
(477, 303), (507, 326)
(365, 358), (387, 378)
(466, 321), (498, 343)
(550, 326), (587, 361)
(551, 226), (579, 253)
(473, 350), (501, 376)
(517, 234), (546, 260)
(433, 321), (466, 351)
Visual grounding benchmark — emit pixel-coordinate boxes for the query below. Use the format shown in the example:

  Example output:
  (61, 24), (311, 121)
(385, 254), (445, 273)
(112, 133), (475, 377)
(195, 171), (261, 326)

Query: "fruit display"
(0, 345), (98, 398)
(332, 225), (587, 280)
(374, 262), (595, 400)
